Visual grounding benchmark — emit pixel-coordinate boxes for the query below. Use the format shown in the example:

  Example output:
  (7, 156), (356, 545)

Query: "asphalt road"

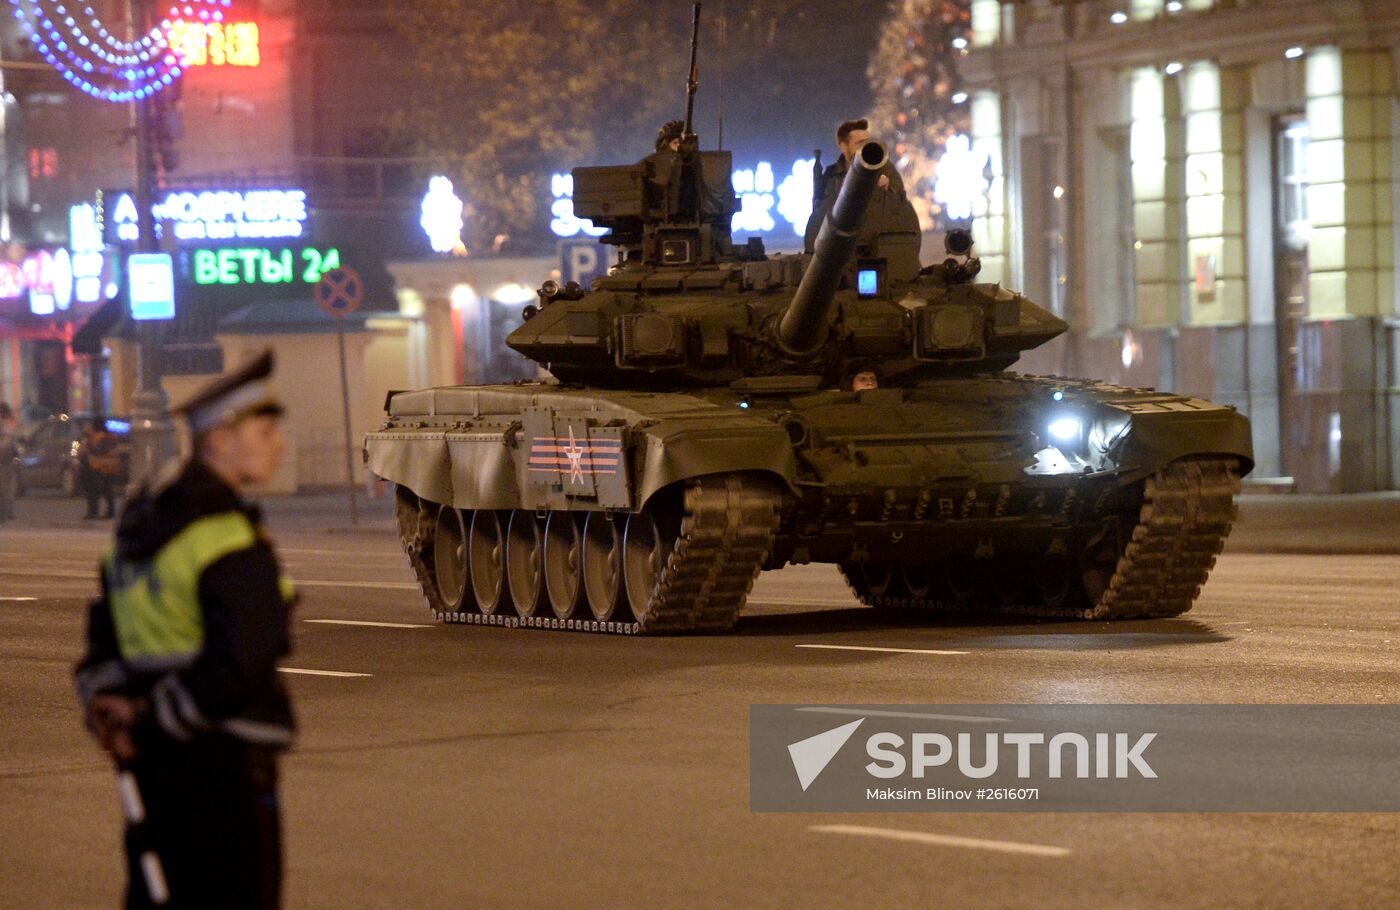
(2, 494), (1398, 910)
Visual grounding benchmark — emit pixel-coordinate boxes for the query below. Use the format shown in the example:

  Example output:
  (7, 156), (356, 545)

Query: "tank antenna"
(716, 0), (726, 149)
(683, 1), (702, 141)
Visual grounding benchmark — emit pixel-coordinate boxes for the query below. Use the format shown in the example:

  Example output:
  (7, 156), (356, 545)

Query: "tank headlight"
(1048, 417), (1082, 442)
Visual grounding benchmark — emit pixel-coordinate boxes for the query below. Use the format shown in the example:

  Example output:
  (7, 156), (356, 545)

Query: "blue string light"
(10, 0), (225, 102)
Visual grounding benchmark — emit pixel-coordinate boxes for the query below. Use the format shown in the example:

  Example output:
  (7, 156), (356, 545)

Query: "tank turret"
(776, 140), (889, 357)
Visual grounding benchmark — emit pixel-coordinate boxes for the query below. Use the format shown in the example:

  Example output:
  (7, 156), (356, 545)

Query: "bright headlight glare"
(1048, 417), (1082, 442)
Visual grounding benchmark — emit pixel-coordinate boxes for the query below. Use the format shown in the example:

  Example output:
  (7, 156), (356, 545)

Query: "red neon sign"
(168, 21), (261, 67)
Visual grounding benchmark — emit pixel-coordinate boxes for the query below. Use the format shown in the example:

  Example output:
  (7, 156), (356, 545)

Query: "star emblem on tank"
(563, 427), (586, 484)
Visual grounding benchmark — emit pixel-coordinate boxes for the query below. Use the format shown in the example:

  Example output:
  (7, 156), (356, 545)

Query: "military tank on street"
(366, 121), (1251, 634)
(366, 13), (1251, 633)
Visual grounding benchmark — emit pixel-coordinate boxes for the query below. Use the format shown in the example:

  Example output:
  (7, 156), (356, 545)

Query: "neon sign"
(23, 250), (55, 315)
(104, 188), (309, 244)
(192, 246), (341, 286)
(128, 253), (176, 321)
(420, 176), (466, 254)
(69, 203), (107, 304)
(733, 159), (815, 237)
(549, 160), (817, 240)
(167, 20), (260, 67)
(549, 174), (608, 239)
(932, 134), (989, 222)
(731, 163), (776, 233)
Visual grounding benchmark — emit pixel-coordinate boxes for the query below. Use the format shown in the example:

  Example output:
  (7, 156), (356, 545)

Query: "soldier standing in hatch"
(75, 350), (295, 910)
(655, 118), (685, 153)
(804, 118), (906, 252)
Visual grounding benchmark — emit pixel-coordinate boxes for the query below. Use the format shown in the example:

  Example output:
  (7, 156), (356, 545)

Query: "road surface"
(2, 494), (1397, 909)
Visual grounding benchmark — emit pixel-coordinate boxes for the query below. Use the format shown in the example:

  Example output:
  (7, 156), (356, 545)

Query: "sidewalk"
(1, 487), (396, 537)
(4, 487), (1398, 554)
(1228, 492), (1400, 555)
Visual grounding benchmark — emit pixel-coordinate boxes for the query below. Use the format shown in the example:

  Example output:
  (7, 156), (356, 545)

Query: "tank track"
(396, 474), (780, 635)
(841, 457), (1241, 621)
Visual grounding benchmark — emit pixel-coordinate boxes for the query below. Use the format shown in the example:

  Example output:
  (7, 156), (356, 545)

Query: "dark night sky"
(638, 1), (887, 168)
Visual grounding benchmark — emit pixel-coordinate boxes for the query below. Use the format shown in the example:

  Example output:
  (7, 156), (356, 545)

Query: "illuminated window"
(1277, 118), (1310, 250)
(28, 148), (58, 180)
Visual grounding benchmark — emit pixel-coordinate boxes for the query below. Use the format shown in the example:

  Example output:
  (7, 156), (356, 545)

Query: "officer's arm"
(74, 567), (129, 709)
(151, 545), (288, 734)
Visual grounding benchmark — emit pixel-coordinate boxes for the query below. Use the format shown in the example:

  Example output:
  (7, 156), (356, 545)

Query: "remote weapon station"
(366, 5), (1253, 634)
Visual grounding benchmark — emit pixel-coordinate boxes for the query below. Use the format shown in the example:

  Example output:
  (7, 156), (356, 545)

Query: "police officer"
(75, 350), (295, 910)
(804, 118), (906, 252)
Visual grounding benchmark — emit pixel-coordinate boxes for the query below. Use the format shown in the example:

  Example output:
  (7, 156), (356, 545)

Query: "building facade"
(961, 0), (1400, 492)
(0, 0), (524, 488)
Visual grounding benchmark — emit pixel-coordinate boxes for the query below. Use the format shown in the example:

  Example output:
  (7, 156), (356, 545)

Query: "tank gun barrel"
(777, 140), (889, 356)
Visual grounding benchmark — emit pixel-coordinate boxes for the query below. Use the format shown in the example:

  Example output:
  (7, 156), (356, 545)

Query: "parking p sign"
(128, 253), (176, 321)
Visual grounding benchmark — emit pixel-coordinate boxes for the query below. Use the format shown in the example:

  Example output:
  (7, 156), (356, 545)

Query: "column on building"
(1129, 68), (1186, 333)
(1301, 46), (1396, 491)
(970, 91), (1007, 285)
(1174, 62), (1250, 415)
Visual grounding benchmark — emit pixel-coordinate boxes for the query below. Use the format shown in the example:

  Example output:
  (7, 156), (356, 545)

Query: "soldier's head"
(836, 119), (872, 164)
(655, 120), (686, 153)
(178, 351), (287, 489)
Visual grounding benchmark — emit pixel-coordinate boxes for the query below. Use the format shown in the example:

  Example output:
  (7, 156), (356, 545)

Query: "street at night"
(4, 492), (1399, 909)
(4, 0), (1400, 907)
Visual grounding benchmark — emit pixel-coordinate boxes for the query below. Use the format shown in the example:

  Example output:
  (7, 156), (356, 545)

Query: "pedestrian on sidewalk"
(75, 350), (297, 910)
(81, 416), (123, 520)
(0, 402), (17, 521)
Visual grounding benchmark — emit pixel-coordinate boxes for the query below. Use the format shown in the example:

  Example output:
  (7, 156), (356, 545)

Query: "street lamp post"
(125, 0), (176, 487)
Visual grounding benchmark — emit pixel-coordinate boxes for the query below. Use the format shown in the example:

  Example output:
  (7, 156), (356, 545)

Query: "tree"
(392, 0), (828, 254)
(867, 0), (972, 232)
(391, 1), (690, 253)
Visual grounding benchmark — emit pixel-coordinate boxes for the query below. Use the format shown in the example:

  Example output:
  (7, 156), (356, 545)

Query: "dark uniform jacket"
(75, 460), (296, 749)
(804, 154), (907, 252)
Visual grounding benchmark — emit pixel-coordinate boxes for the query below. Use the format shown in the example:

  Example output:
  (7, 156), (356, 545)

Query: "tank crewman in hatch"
(655, 119), (685, 153)
(75, 349), (296, 910)
(804, 118), (906, 252)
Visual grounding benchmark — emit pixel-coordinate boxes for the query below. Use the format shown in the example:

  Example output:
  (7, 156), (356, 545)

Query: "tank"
(365, 124), (1253, 634)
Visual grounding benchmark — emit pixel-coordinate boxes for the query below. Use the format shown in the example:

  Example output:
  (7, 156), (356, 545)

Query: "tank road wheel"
(543, 511), (587, 620)
(1031, 553), (1083, 612)
(582, 512), (629, 622)
(432, 504), (471, 613)
(899, 561), (942, 609)
(622, 503), (681, 627)
(1008, 457), (1242, 620)
(506, 511), (548, 618)
(840, 561), (909, 610)
(468, 510), (511, 615)
(396, 486), (451, 619)
(990, 557), (1035, 610)
(943, 557), (990, 612)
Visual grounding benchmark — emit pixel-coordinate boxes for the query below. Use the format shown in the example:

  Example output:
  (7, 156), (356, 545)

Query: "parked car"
(14, 414), (130, 496)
